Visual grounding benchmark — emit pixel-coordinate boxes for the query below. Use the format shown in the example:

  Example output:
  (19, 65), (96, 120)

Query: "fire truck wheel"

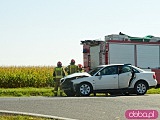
(134, 81), (148, 95)
(64, 90), (75, 97)
(76, 83), (92, 96)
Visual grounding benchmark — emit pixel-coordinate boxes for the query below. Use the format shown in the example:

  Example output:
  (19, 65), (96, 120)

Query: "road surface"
(0, 94), (160, 120)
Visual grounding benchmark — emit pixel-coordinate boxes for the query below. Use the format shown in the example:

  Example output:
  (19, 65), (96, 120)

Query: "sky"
(0, 0), (160, 66)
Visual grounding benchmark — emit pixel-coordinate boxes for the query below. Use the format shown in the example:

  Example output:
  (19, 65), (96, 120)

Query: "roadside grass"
(0, 87), (159, 97)
(147, 88), (160, 94)
(0, 115), (55, 120)
(0, 87), (54, 97)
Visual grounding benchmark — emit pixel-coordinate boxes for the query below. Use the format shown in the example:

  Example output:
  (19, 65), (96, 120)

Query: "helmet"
(70, 59), (75, 65)
(78, 64), (83, 72)
(78, 64), (83, 68)
(57, 61), (62, 67)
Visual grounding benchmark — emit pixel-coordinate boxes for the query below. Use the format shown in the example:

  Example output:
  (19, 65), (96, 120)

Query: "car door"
(118, 65), (132, 88)
(94, 65), (119, 90)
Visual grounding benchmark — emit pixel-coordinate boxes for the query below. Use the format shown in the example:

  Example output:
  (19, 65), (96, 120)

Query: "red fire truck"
(81, 33), (160, 87)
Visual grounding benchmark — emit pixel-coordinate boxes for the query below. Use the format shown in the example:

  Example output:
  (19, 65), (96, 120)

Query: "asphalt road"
(0, 94), (160, 120)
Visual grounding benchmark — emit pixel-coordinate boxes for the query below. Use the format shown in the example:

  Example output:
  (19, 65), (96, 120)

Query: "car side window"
(130, 67), (140, 73)
(121, 66), (131, 73)
(100, 66), (117, 75)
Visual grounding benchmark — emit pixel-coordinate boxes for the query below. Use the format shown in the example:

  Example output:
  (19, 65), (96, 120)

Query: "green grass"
(0, 87), (159, 97)
(0, 87), (54, 97)
(0, 115), (55, 120)
(147, 88), (160, 94)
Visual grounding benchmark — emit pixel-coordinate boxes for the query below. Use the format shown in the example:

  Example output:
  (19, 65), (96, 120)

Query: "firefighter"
(78, 64), (83, 72)
(53, 61), (65, 96)
(65, 59), (78, 75)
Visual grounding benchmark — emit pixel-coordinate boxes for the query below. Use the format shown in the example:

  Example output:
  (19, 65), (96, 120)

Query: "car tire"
(76, 83), (92, 96)
(134, 81), (148, 95)
(64, 90), (75, 97)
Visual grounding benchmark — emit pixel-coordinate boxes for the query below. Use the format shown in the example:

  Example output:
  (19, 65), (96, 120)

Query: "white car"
(60, 64), (157, 96)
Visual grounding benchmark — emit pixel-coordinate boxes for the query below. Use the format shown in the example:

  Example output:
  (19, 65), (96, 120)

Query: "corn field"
(0, 66), (54, 88)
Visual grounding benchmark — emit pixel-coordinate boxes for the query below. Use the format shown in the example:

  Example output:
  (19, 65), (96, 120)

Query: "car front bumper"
(61, 79), (74, 91)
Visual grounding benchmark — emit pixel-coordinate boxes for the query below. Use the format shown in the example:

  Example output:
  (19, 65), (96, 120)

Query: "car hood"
(64, 72), (91, 79)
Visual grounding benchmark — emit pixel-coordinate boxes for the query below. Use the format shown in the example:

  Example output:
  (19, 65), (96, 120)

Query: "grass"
(0, 87), (159, 97)
(147, 88), (160, 94)
(0, 87), (54, 97)
(0, 115), (56, 120)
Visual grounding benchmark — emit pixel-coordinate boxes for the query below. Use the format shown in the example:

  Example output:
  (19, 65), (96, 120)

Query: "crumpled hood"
(64, 72), (91, 79)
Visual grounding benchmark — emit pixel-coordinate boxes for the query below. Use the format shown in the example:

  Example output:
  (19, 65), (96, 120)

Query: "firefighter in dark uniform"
(53, 61), (65, 96)
(65, 59), (78, 75)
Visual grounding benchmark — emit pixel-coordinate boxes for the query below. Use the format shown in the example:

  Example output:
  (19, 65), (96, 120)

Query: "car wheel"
(64, 90), (75, 97)
(77, 83), (92, 96)
(134, 81), (148, 95)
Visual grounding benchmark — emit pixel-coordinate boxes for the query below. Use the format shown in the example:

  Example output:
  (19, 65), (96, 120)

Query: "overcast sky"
(0, 0), (160, 66)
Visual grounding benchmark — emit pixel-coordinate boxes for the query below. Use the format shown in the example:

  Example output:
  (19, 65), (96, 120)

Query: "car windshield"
(88, 67), (103, 76)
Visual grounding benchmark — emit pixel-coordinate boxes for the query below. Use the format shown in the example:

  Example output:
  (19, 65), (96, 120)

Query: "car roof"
(97, 64), (144, 72)
(97, 64), (131, 67)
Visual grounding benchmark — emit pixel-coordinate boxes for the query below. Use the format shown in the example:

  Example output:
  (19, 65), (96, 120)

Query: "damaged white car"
(60, 64), (157, 97)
